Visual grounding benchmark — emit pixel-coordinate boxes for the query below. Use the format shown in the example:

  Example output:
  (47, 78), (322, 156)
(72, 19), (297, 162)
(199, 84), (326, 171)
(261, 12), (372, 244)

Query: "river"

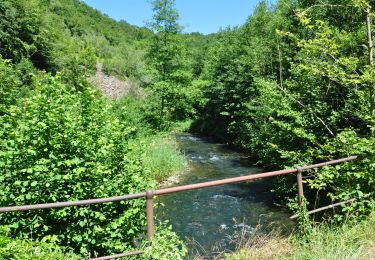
(156, 134), (294, 258)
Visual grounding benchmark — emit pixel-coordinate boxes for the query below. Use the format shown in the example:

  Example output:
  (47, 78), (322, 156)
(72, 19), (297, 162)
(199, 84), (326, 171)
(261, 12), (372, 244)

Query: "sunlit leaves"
(0, 75), (154, 255)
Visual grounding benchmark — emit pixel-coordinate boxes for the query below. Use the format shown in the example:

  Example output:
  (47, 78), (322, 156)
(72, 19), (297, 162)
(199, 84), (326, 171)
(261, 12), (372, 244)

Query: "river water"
(156, 134), (294, 258)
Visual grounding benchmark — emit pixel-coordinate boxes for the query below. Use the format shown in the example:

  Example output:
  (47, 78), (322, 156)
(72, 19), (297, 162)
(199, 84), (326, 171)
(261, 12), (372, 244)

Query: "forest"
(0, 0), (374, 259)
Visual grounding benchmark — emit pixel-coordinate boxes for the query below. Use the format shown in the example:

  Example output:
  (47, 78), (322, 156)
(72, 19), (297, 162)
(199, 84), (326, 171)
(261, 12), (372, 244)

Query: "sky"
(81, 0), (265, 35)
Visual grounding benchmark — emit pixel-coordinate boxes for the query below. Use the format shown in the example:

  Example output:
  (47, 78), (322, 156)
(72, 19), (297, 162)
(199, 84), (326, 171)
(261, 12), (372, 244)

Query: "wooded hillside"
(0, 0), (373, 258)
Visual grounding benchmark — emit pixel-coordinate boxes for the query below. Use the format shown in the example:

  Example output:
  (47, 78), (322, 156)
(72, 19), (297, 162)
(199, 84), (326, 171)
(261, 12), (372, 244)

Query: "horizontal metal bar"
(0, 156), (356, 213)
(298, 156), (357, 171)
(290, 193), (371, 219)
(90, 250), (144, 260)
(155, 156), (357, 196)
(155, 168), (295, 196)
(0, 192), (146, 213)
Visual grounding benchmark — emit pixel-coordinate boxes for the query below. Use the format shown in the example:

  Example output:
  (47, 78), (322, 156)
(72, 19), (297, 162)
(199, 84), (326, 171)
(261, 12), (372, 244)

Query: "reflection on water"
(156, 134), (294, 258)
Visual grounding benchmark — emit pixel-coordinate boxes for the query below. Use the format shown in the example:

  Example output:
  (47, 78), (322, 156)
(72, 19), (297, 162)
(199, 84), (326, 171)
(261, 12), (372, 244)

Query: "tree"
(298, 0), (375, 116)
(366, 6), (374, 115)
(147, 0), (181, 80)
(146, 0), (191, 124)
(0, 0), (50, 68)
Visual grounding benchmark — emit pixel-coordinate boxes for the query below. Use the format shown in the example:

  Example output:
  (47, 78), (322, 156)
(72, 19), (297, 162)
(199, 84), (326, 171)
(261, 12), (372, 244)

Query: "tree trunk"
(366, 7), (375, 116)
(277, 40), (284, 89)
(161, 95), (165, 119)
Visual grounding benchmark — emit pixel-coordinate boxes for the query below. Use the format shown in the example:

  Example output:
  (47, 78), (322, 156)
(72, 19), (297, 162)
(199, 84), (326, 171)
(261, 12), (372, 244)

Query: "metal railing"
(0, 156), (358, 259)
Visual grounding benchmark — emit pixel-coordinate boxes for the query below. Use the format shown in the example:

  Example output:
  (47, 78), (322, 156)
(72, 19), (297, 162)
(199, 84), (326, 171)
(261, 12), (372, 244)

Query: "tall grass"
(141, 135), (187, 182)
(225, 212), (375, 260)
(288, 214), (375, 260)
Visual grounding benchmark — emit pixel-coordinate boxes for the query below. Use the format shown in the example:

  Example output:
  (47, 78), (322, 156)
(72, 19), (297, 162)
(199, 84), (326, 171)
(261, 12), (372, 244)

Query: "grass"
(225, 212), (375, 260)
(170, 120), (194, 133)
(141, 134), (187, 182)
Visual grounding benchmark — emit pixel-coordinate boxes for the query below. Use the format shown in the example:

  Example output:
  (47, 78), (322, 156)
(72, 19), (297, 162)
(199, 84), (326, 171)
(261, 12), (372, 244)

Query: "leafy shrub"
(49, 38), (97, 84)
(0, 57), (36, 119)
(111, 98), (187, 181)
(0, 75), (156, 256)
(142, 223), (187, 260)
(236, 78), (315, 168)
(0, 227), (79, 260)
(307, 129), (375, 218)
(0, 58), (22, 114)
(102, 44), (145, 80)
(110, 97), (152, 136)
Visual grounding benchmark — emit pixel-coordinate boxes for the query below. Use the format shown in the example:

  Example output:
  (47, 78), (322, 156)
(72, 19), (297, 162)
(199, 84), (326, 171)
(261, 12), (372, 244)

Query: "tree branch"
(275, 84), (336, 137)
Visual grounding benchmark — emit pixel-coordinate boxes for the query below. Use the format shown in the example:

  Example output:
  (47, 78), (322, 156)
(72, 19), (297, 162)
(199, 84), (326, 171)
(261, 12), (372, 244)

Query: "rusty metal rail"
(0, 192), (147, 213)
(0, 156), (357, 259)
(90, 250), (144, 260)
(290, 193), (371, 219)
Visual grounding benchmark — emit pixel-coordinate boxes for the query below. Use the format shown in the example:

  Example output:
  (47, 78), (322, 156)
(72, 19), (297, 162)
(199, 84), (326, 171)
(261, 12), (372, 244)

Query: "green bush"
(307, 129), (375, 218)
(0, 58), (37, 120)
(0, 58), (22, 114)
(102, 44), (145, 80)
(110, 97), (152, 136)
(236, 78), (315, 168)
(0, 227), (79, 260)
(111, 98), (187, 182)
(0, 75), (155, 256)
(142, 223), (187, 260)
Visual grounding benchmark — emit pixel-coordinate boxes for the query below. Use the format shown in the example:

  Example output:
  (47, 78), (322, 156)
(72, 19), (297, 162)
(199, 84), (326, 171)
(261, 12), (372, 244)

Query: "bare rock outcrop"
(89, 64), (144, 99)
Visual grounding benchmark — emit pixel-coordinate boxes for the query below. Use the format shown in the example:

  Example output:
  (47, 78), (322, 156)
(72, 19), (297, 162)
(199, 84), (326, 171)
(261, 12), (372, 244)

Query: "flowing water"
(156, 134), (294, 258)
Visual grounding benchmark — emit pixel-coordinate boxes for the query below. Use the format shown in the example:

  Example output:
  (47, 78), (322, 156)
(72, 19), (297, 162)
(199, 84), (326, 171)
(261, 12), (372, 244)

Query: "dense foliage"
(0, 73), (156, 256)
(0, 0), (50, 67)
(0, 227), (79, 260)
(193, 0), (374, 216)
(0, 0), (187, 258)
(0, 0), (374, 257)
(145, 0), (195, 126)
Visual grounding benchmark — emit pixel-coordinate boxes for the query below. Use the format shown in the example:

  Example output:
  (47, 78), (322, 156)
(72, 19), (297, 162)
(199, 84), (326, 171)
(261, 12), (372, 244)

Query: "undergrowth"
(225, 211), (375, 260)
(137, 134), (187, 182)
(0, 227), (79, 260)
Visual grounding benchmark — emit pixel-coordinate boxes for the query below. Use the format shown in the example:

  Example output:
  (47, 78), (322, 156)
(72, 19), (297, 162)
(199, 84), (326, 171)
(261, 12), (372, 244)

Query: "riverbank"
(225, 212), (375, 260)
(156, 133), (294, 258)
(133, 133), (188, 184)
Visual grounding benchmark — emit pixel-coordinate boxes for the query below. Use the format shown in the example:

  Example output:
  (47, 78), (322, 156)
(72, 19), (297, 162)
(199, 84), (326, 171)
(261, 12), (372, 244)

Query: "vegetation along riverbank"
(0, 0), (374, 258)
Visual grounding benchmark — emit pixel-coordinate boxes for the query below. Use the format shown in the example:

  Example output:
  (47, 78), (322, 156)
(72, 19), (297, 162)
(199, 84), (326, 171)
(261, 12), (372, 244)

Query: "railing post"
(146, 189), (154, 242)
(296, 166), (304, 206)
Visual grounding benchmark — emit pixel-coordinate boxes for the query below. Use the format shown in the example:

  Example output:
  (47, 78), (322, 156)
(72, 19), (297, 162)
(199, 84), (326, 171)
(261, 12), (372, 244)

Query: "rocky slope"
(90, 64), (144, 99)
